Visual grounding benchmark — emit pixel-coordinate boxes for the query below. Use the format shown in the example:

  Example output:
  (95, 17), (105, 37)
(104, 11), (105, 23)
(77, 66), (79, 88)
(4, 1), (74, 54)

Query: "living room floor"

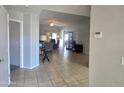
(10, 48), (89, 87)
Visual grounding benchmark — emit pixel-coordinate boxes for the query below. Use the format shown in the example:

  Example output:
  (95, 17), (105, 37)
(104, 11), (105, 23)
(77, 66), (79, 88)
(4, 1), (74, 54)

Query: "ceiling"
(5, 5), (90, 16)
(5, 5), (90, 29)
(40, 9), (90, 27)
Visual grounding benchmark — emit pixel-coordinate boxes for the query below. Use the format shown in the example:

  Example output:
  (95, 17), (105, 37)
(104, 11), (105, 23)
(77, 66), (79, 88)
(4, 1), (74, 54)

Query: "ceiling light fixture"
(25, 5), (30, 7)
(50, 22), (54, 26)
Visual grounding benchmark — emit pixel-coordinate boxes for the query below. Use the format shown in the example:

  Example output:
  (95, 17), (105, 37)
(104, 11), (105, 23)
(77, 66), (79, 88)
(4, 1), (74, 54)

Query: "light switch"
(121, 57), (124, 65)
(94, 32), (102, 39)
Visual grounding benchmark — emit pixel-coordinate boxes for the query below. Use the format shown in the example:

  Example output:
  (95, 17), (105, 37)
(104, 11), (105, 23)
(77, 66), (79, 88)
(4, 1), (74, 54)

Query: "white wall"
(23, 14), (31, 68)
(30, 14), (39, 68)
(7, 9), (23, 21)
(0, 6), (9, 86)
(78, 20), (90, 55)
(23, 13), (39, 69)
(90, 5), (124, 87)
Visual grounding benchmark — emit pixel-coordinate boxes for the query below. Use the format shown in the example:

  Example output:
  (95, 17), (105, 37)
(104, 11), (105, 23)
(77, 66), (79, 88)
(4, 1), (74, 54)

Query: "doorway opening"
(39, 9), (90, 87)
(52, 33), (57, 42)
(63, 31), (74, 50)
(9, 19), (23, 81)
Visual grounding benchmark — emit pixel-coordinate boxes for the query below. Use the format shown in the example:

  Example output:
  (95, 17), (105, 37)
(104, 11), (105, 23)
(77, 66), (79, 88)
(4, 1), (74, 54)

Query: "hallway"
(10, 48), (89, 87)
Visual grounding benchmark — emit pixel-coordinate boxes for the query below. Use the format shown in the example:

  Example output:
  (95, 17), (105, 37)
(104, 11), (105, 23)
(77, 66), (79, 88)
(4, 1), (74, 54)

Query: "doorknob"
(0, 59), (4, 63)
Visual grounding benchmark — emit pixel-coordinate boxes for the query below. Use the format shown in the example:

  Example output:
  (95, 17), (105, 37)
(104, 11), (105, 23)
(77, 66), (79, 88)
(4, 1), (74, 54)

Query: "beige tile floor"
(10, 48), (89, 87)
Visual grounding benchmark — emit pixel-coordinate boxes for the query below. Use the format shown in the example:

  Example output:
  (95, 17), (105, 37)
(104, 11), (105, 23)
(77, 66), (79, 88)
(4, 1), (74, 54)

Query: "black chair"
(72, 40), (76, 51)
(41, 48), (50, 63)
(50, 39), (56, 49)
(39, 41), (50, 63)
(56, 39), (60, 48)
(75, 44), (83, 53)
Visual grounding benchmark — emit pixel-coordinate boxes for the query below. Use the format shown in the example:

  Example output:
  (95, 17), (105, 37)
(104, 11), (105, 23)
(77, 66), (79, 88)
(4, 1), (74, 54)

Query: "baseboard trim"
(23, 64), (39, 69)
(30, 64), (39, 69)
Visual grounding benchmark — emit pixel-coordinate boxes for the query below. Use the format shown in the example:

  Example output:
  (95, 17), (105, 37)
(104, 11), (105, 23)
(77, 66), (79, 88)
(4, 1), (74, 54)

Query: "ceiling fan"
(48, 20), (66, 27)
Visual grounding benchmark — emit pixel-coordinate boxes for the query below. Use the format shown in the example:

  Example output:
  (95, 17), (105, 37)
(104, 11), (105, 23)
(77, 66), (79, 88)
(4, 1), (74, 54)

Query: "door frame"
(9, 18), (23, 68)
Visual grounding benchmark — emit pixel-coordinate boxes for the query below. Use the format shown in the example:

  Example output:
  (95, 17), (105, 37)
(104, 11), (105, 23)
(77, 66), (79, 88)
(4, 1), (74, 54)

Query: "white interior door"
(0, 6), (9, 87)
(9, 21), (20, 67)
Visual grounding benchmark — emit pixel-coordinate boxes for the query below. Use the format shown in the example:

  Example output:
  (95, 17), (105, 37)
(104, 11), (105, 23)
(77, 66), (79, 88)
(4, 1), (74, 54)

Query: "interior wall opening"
(39, 9), (90, 86)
